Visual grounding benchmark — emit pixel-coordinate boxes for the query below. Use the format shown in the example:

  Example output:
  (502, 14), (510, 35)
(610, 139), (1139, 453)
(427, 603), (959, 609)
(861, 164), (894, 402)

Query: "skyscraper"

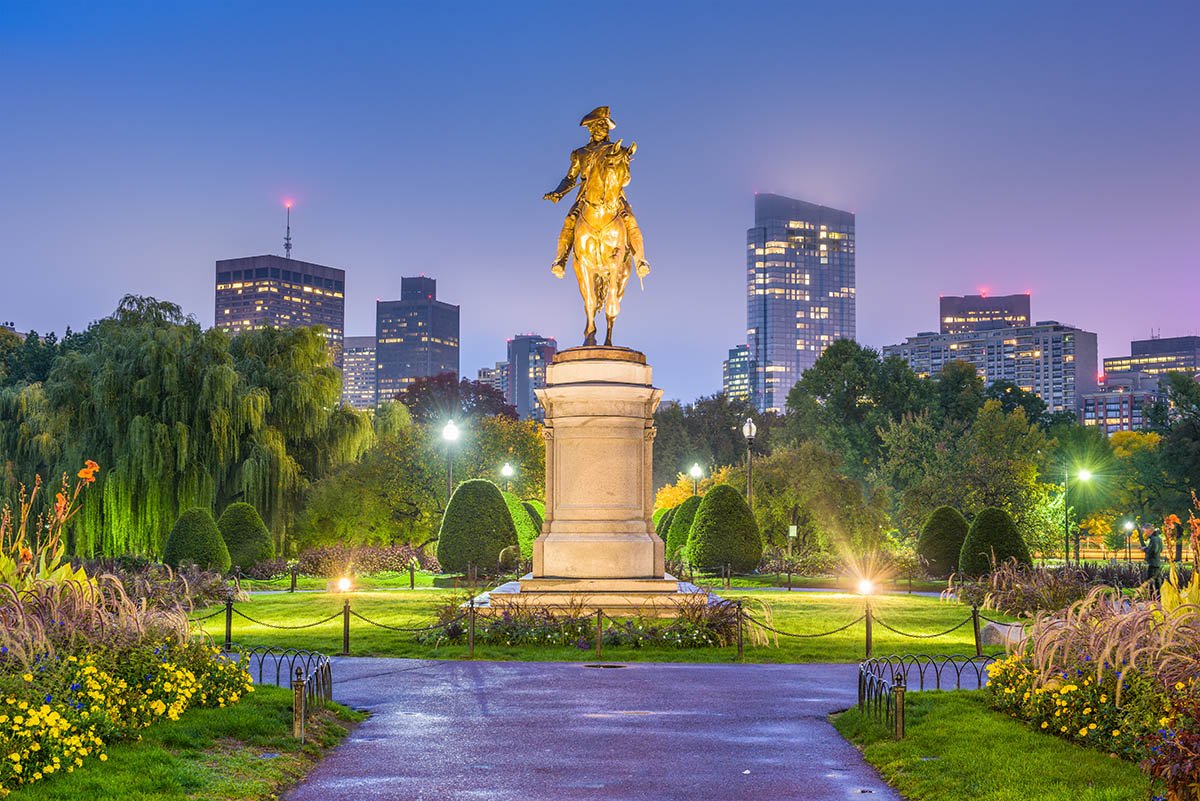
(375, 277), (460, 403)
(1103, 335), (1200, 378)
(506, 334), (557, 420)
(214, 254), (345, 367)
(477, 362), (510, 397)
(746, 193), (855, 413)
(939, 293), (1031, 334)
(722, 344), (752, 402)
(341, 336), (377, 410)
(1080, 372), (1163, 435)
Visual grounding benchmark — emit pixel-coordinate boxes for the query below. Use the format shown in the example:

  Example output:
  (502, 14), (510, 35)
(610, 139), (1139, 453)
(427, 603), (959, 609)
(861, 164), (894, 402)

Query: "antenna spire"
(284, 202), (293, 259)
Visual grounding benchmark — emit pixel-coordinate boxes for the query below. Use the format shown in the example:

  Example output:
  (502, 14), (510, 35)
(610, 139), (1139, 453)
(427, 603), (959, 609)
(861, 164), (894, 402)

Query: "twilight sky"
(2, 2), (1197, 402)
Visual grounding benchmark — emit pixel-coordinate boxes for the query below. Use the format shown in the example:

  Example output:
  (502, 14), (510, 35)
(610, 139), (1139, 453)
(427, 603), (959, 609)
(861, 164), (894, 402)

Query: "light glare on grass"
(336, 577), (352, 593)
(857, 578), (874, 596)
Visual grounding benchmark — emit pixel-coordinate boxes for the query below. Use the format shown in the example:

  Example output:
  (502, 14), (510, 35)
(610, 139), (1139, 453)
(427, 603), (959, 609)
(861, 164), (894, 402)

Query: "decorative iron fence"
(234, 645), (334, 743)
(857, 653), (999, 739)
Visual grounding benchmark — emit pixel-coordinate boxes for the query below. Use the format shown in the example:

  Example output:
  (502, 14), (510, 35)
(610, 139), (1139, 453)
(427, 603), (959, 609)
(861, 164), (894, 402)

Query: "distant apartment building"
(374, 277), (459, 403)
(939, 293), (1031, 334)
(341, 336), (377, 410)
(477, 362), (510, 397)
(1080, 371), (1163, 435)
(746, 193), (855, 413)
(214, 254), (345, 368)
(1103, 335), (1200, 379)
(722, 344), (753, 402)
(505, 334), (557, 420)
(884, 320), (1098, 413)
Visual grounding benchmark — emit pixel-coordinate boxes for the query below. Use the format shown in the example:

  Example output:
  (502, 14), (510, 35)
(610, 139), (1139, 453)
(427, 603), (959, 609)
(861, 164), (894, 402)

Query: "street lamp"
(442, 420), (460, 503)
(741, 417), (757, 507)
(1064, 467), (1092, 566)
(1124, 519), (1135, 562)
(501, 461), (514, 492)
(689, 463), (703, 496)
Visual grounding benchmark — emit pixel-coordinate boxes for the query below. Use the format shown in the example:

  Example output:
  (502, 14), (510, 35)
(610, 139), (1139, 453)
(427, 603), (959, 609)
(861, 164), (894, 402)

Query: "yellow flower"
(21, 674), (31, 683)
(99, 754), (107, 762)
(1112, 730), (1121, 737)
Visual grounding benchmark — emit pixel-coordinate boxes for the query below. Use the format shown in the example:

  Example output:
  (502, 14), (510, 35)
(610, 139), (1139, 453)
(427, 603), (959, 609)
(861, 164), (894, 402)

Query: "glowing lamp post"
(1123, 519), (1135, 562)
(1064, 467), (1092, 566)
(741, 418), (757, 507)
(442, 420), (460, 504)
(689, 463), (703, 496)
(501, 461), (514, 492)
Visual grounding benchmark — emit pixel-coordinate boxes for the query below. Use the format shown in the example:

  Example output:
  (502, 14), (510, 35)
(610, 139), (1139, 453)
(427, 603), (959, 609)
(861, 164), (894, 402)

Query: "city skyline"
(3, 3), (1198, 403)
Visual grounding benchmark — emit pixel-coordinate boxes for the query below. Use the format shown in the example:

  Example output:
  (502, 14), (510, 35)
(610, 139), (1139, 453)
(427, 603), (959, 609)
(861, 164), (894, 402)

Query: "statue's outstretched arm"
(544, 151), (582, 202)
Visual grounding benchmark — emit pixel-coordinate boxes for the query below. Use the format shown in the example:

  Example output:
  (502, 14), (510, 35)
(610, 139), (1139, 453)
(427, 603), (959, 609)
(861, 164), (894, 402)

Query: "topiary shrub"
(656, 506), (677, 542)
(917, 506), (970, 578)
(665, 495), (701, 560)
(163, 507), (231, 573)
(503, 491), (539, 561)
(652, 507), (668, 529)
(959, 507), (1031, 577)
(522, 501), (544, 535)
(686, 485), (762, 572)
(217, 502), (274, 572)
(436, 480), (518, 573)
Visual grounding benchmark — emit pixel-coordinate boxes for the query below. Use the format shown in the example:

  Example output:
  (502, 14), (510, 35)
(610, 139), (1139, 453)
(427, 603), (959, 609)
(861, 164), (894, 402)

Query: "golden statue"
(545, 106), (650, 347)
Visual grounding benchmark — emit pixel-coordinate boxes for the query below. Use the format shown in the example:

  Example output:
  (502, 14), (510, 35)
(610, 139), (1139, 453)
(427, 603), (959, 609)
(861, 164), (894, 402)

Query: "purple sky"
(2, 2), (1197, 402)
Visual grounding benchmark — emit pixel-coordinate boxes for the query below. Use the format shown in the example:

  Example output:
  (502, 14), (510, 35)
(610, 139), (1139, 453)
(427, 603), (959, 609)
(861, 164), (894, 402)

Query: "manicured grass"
(719, 573), (946, 593)
(8, 686), (364, 801)
(241, 571), (439, 592)
(198, 589), (1010, 663)
(833, 691), (1153, 801)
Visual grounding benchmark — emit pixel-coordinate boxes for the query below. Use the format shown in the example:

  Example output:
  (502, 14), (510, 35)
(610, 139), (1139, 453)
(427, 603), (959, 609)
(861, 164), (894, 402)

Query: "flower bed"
(986, 586), (1200, 800)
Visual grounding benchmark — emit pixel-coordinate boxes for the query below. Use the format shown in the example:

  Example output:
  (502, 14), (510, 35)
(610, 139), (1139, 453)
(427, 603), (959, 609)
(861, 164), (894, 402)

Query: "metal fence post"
(736, 601), (744, 661)
(292, 666), (306, 743)
(894, 673), (906, 739)
(340, 598), (351, 656)
(289, 565), (298, 593)
(595, 609), (603, 658)
(786, 568), (792, 591)
(468, 598), (476, 658)
(972, 604), (983, 657)
(864, 597), (873, 658)
(223, 598), (233, 651)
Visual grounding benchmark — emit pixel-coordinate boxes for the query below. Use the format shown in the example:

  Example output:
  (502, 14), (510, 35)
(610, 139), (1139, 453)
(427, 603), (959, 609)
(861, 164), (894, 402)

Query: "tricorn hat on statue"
(580, 106), (617, 129)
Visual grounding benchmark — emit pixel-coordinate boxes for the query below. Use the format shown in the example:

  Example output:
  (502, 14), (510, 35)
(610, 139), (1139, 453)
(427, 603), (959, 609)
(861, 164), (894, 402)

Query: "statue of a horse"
(573, 141), (638, 346)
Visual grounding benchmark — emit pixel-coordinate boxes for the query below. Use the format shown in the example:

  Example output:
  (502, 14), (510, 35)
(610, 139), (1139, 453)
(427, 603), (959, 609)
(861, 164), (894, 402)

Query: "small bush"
(959, 507), (1030, 577)
(656, 506), (677, 541)
(917, 506), (969, 578)
(686, 485), (762, 572)
(436, 479), (518, 573)
(652, 507), (668, 529)
(503, 491), (539, 561)
(665, 495), (701, 560)
(163, 507), (231, 573)
(217, 502), (275, 572)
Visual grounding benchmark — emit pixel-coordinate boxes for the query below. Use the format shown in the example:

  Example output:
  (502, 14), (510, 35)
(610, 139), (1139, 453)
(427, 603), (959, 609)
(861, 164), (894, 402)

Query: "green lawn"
(241, 571), (440, 592)
(8, 686), (364, 801)
(833, 691), (1153, 801)
(197, 589), (1007, 663)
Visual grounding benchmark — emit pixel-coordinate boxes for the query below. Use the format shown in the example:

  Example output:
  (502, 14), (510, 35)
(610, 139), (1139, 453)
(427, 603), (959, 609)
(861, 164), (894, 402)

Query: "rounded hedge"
(686, 485), (762, 572)
(217, 502), (274, 571)
(503, 491), (539, 561)
(521, 501), (544, 536)
(652, 507), (668, 529)
(665, 495), (701, 560)
(164, 507), (231, 573)
(655, 506), (677, 542)
(917, 506), (969, 578)
(436, 480), (518, 573)
(958, 506), (1031, 577)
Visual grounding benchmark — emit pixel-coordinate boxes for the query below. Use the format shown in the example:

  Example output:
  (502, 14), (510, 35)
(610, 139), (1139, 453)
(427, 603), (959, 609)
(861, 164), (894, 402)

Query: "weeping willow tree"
(0, 296), (372, 557)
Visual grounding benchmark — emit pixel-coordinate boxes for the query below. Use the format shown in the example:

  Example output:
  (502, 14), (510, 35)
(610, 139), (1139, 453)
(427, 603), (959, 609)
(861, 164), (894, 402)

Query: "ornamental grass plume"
(1023, 586), (1200, 700)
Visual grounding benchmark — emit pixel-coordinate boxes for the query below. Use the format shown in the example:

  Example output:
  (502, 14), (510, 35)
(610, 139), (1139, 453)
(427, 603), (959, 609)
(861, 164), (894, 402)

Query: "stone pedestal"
(486, 347), (707, 614)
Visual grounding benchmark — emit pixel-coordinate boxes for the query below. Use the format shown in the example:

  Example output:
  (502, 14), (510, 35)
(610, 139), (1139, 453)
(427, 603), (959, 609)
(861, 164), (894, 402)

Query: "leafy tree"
(0, 296), (374, 557)
(653, 465), (733, 510)
(916, 506), (969, 578)
(163, 507), (231, 572)
(503, 491), (539, 560)
(218, 502), (274, 571)
(435, 479), (517, 573)
(985, 380), (1047, 425)
(934, 360), (986, 425)
(453, 415), (544, 502)
(686, 484), (762, 572)
(651, 394), (769, 491)
(959, 506), (1030, 576)
(394, 373), (516, 423)
(665, 495), (701, 560)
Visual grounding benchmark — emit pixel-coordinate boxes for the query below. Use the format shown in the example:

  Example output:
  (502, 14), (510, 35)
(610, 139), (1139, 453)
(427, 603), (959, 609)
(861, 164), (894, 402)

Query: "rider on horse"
(544, 106), (651, 282)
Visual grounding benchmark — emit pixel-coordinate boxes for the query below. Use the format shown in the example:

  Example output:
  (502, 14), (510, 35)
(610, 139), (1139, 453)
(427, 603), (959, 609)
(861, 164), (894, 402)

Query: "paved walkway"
(284, 658), (900, 801)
